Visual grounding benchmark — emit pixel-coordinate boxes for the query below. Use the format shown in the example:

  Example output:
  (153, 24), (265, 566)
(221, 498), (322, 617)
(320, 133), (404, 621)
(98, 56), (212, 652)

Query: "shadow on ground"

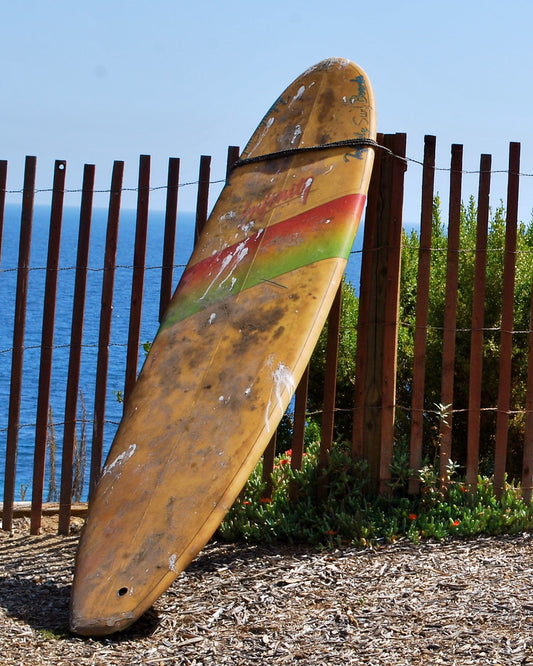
(0, 560), (160, 640)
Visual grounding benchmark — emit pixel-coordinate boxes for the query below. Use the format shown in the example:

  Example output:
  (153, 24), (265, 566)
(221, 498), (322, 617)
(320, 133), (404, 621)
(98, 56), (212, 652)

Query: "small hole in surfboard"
(117, 587), (129, 597)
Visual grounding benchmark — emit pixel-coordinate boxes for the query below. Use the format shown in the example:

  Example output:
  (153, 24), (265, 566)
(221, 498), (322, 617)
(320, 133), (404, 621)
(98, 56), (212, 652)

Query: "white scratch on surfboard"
(290, 86), (306, 105)
(200, 241), (249, 300)
(168, 554), (178, 573)
(248, 116), (275, 155)
(265, 362), (295, 432)
(290, 125), (302, 145)
(301, 178), (313, 202)
(238, 220), (255, 234)
(103, 443), (137, 477)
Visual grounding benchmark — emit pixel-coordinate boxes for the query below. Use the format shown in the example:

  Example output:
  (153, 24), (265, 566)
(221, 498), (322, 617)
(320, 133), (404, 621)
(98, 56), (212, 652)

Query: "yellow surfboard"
(70, 57), (376, 635)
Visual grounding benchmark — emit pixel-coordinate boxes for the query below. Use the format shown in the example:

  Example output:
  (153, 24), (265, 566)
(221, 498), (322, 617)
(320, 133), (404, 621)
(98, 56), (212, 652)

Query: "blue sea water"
(0, 203), (363, 502)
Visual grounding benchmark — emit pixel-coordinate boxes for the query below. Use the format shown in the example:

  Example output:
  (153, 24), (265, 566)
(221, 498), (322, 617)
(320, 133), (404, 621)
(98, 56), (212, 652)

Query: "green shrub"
(218, 442), (533, 547)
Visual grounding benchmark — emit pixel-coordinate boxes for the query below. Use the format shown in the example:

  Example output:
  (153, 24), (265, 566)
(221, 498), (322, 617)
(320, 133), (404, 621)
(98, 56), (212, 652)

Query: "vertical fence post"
(522, 288), (533, 503)
(494, 142), (521, 495)
(408, 135), (436, 494)
(0, 160), (7, 267)
(2, 156), (36, 532)
(261, 434), (277, 499)
(320, 283), (343, 466)
(195, 156), (211, 244)
(159, 157), (180, 322)
(439, 144), (463, 488)
(30, 160), (66, 534)
(352, 135), (383, 460)
(124, 155), (151, 406)
(379, 133), (406, 495)
(289, 365), (309, 500)
(89, 161), (124, 499)
(58, 164), (95, 535)
(226, 146), (240, 181)
(351, 134), (406, 494)
(465, 154), (492, 489)
(317, 283), (343, 498)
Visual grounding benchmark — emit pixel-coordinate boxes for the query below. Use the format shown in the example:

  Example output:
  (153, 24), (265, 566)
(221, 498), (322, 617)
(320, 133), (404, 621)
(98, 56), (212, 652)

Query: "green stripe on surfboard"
(160, 194), (365, 330)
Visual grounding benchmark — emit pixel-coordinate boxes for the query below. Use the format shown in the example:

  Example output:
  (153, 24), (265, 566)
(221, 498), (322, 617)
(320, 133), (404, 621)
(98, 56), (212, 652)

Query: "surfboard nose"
(69, 559), (142, 636)
(69, 608), (135, 636)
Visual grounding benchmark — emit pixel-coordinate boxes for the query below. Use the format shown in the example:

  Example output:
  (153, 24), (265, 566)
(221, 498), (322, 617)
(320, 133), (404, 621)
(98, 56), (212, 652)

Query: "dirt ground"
(1, 516), (533, 665)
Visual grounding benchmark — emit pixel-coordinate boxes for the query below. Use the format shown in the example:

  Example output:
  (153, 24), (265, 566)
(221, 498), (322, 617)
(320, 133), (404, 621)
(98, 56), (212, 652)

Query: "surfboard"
(70, 57), (377, 635)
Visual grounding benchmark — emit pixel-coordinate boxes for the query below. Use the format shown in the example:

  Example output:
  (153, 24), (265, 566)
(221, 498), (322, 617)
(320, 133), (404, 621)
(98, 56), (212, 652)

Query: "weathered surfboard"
(70, 57), (376, 635)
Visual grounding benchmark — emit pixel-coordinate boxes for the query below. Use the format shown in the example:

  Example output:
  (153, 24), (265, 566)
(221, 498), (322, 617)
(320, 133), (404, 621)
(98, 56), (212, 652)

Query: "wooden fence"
(1, 133), (533, 536)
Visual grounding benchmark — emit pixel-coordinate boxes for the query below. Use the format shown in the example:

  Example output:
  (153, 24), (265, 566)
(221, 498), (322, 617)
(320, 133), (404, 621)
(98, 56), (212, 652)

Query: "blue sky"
(3, 0), (533, 222)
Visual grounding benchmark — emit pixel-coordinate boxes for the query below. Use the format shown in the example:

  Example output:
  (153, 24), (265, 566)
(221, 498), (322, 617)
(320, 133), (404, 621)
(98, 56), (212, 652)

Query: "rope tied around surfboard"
(230, 138), (407, 171)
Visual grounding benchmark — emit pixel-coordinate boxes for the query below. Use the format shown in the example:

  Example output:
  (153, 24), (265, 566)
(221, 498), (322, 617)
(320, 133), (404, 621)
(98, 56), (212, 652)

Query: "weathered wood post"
(352, 133), (406, 495)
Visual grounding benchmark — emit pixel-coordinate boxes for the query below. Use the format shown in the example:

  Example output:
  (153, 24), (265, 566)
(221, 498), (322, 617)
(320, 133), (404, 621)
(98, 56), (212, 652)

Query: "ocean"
(0, 203), (363, 502)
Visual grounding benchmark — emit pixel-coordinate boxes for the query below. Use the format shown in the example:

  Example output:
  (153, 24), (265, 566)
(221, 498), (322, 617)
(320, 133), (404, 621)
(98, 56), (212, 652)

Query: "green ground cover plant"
(218, 441), (533, 547)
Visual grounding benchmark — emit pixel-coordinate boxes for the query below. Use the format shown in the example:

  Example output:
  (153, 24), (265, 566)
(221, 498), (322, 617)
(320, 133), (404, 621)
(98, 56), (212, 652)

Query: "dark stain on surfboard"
(318, 88), (335, 123)
(263, 156), (292, 176)
(231, 304), (285, 353)
(166, 496), (177, 524)
(273, 325), (285, 341)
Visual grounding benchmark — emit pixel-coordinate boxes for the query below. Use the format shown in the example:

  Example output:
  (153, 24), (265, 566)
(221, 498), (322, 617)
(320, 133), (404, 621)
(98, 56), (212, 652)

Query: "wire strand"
(3, 144), (533, 197)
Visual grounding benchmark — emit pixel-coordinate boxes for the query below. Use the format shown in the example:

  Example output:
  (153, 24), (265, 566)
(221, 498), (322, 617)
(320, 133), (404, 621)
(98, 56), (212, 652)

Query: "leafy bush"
(398, 196), (533, 477)
(218, 443), (533, 547)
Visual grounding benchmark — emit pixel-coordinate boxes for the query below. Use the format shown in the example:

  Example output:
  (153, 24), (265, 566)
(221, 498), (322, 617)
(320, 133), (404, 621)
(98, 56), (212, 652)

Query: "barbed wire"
(0, 341), (132, 355)
(1, 246), (532, 285)
(3, 399), (531, 438)
(0, 263), (188, 274)
(394, 403), (531, 417)
(1, 240), (533, 277)
(2, 314), (532, 359)
(0, 419), (121, 434)
(3, 146), (533, 197)
(404, 155), (533, 177)
(1, 179), (227, 196)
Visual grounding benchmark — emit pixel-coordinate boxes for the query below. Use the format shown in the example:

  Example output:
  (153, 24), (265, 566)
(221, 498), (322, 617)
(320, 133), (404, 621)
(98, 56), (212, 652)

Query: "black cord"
(230, 138), (404, 171)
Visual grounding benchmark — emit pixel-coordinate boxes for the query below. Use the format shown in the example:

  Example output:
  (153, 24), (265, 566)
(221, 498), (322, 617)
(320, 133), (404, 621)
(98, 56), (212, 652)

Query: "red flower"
(452, 519), (461, 526)
(242, 501), (250, 506)
(408, 513), (417, 521)
(325, 530), (337, 536)
(260, 497), (272, 504)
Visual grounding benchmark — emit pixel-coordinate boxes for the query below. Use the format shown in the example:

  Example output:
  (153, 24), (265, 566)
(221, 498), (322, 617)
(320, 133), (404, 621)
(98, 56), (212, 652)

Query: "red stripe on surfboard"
(180, 193), (365, 289)
(160, 193), (366, 329)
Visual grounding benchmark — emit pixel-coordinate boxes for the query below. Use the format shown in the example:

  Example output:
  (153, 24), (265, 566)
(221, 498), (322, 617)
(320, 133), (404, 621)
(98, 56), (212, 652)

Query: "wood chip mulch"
(1, 516), (533, 665)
